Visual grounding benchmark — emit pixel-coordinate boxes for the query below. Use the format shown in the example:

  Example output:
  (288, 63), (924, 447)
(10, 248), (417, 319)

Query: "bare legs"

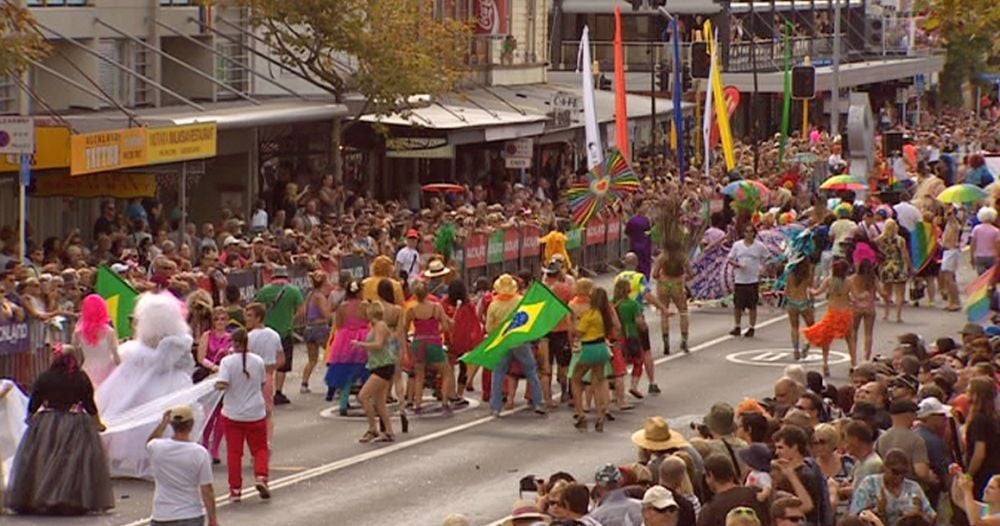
(301, 342), (320, 392)
(882, 283), (906, 322)
(571, 364), (609, 431)
(358, 375), (393, 440)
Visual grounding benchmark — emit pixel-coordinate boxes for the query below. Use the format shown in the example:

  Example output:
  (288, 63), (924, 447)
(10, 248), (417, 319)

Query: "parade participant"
(938, 206), (962, 311)
(245, 302), (282, 440)
(571, 286), (618, 432)
(300, 270), (332, 394)
(542, 260), (576, 403)
(215, 328), (270, 502)
(626, 200), (654, 279)
(653, 248), (689, 355)
(0, 378), (28, 496)
(445, 280), (485, 400)
(614, 278), (649, 404)
(848, 252), (879, 365)
(372, 279), (407, 413)
(253, 265), (304, 406)
(803, 260), (855, 377)
(323, 280), (369, 414)
(195, 306), (231, 462)
(541, 222), (573, 273)
(7, 346), (114, 515)
(363, 255), (405, 305)
(352, 301), (399, 443)
(403, 281), (456, 415)
(423, 258), (453, 300)
(784, 259), (815, 361)
(728, 225), (769, 338)
(146, 406), (218, 526)
(485, 274), (546, 417)
(73, 294), (120, 388)
(615, 252), (662, 392)
(876, 219), (911, 323)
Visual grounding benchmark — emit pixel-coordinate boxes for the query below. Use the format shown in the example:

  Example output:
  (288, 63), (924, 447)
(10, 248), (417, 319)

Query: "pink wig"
(853, 242), (878, 269)
(76, 294), (111, 346)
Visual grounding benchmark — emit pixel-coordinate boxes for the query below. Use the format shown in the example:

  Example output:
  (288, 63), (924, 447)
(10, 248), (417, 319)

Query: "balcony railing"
(468, 34), (542, 68)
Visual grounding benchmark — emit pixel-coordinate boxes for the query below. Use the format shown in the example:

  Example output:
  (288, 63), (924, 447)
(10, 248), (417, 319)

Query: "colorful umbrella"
(565, 148), (639, 226)
(936, 183), (988, 204)
(721, 180), (769, 201)
(820, 175), (866, 191)
(421, 183), (465, 194)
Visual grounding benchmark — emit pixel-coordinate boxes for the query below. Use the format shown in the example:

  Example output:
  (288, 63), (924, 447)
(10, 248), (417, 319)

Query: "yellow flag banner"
(704, 20), (736, 171)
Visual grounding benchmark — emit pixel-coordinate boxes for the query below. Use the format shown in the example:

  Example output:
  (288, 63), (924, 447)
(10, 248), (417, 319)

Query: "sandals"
(595, 416), (605, 433)
(374, 433), (395, 443)
(359, 430), (378, 443)
(574, 414), (587, 431)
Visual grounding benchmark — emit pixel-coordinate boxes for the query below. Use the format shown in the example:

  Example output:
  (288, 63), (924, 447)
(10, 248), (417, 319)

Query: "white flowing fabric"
(0, 379), (29, 488)
(96, 334), (221, 479)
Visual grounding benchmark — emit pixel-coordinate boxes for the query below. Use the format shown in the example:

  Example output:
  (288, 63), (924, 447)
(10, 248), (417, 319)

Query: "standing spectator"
(875, 400), (932, 487)
(589, 463), (642, 526)
(253, 266), (304, 405)
(771, 497), (807, 526)
(215, 328), (270, 502)
(300, 270), (332, 394)
(964, 377), (1000, 499)
(93, 200), (118, 240)
(843, 420), (884, 493)
(727, 225), (769, 338)
(145, 406), (218, 526)
(395, 229), (421, 283)
(698, 454), (768, 526)
(970, 207), (1000, 275)
(913, 397), (952, 508)
(772, 425), (830, 526)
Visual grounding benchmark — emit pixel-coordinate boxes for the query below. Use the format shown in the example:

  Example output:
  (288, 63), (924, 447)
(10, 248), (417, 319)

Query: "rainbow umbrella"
(421, 183), (465, 194)
(565, 148), (639, 226)
(937, 183), (987, 204)
(820, 175), (866, 191)
(721, 180), (769, 202)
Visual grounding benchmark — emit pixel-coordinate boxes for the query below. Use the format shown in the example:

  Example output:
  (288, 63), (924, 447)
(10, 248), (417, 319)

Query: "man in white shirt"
(146, 405), (218, 526)
(829, 206), (858, 257)
(245, 303), (283, 441)
(727, 225), (770, 338)
(892, 199), (922, 234)
(394, 229), (422, 282)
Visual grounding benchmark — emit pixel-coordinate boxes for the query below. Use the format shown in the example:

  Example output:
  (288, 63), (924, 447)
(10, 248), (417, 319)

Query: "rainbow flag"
(909, 221), (938, 275)
(965, 265), (996, 323)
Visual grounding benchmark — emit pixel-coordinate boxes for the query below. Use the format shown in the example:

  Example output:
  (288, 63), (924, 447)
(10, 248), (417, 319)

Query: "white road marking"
(118, 304), (806, 526)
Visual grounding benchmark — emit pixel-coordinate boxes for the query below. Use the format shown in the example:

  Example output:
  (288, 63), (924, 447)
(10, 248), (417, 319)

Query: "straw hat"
(631, 416), (689, 451)
(493, 274), (519, 295)
(501, 499), (549, 526)
(423, 259), (451, 279)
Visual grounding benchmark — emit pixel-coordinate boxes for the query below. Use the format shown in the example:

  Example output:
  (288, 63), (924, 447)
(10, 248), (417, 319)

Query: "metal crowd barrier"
(1, 218), (633, 388)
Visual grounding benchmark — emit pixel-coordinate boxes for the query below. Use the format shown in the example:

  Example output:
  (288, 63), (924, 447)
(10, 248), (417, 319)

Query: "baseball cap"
(889, 399), (919, 415)
(542, 260), (562, 275)
(960, 323), (985, 337)
(641, 485), (678, 511)
(594, 463), (622, 486)
(917, 397), (952, 418)
(406, 229), (420, 239)
(223, 235), (239, 247)
(170, 405), (195, 423)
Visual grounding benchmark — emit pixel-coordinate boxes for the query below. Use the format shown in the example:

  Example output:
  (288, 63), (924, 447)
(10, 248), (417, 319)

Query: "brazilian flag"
(96, 265), (139, 339)
(461, 282), (571, 369)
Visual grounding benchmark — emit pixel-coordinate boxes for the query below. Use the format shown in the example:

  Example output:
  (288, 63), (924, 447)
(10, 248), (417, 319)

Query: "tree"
(917, 0), (1000, 106)
(0, 1), (50, 77)
(243, 0), (470, 182)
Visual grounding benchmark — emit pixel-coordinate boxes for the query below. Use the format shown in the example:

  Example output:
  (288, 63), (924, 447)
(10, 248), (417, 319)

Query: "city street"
(6, 266), (974, 526)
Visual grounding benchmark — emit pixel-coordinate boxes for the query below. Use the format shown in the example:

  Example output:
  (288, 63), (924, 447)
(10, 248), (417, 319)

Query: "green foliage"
(916, 0), (1000, 106)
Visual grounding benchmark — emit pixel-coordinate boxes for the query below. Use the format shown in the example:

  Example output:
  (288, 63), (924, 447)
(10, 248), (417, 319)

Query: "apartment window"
(131, 42), (152, 107)
(96, 39), (127, 108)
(159, 0), (193, 5)
(0, 75), (17, 114)
(216, 39), (248, 96)
(27, 0), (88, 5)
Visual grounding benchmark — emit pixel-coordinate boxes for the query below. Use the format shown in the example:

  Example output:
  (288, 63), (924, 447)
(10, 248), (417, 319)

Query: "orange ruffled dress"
(802, 308), (853, 347)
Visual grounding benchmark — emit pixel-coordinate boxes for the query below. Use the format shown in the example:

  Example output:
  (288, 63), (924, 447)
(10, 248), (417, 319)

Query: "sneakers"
(533, 406), (548, 416)
(299, 383), (311, 394)
(255, 478), (271, 500)
(229, 489), (242, 503)
(629, 388), (645, 400)
(743, 327), (755, 338)
(648, 383), (662, 395)
(273, 392), (291, 405)
(729, 327), (742, 337)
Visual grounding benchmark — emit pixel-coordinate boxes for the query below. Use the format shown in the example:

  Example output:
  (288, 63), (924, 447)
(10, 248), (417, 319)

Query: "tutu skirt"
(803, 308), (853, 348)
(324, 325), (369, 390)
(6, 411), (114, 515)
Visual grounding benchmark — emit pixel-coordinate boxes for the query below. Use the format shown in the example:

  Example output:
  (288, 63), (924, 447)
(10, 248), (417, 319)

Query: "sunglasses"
(781, 516), (806, 523)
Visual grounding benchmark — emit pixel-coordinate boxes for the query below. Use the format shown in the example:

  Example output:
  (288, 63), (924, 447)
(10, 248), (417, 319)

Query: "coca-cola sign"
(475, 0), (507, 35)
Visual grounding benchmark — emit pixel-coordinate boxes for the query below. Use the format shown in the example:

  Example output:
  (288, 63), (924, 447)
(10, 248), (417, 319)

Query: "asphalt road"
(8, 266), (974, 526)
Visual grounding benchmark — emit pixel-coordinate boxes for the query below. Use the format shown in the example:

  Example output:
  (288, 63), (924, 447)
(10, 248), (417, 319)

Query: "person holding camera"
(848, 449), (934, 526)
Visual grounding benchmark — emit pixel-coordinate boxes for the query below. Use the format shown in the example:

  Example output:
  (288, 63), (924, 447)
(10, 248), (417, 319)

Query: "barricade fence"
(0, 217), (631, 388)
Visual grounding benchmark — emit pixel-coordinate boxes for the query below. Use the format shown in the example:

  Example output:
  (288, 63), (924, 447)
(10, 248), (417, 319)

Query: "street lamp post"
(831, 0), (842, 135)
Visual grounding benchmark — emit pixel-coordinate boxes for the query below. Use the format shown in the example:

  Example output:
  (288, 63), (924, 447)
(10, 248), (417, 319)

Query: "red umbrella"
(421, 183), (465, 194)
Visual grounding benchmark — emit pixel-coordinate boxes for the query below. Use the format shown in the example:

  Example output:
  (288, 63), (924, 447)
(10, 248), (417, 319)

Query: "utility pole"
(831, 0), (842, 135)
(651, 42), (656, 154)
(750, 0), (760, 177)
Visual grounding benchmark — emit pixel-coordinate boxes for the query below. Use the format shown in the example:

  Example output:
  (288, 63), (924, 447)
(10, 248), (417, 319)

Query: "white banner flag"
(579, 26), (603, 170)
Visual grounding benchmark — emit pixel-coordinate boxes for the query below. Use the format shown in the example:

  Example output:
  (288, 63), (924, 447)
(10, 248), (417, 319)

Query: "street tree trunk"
(331, 116), (344, 184)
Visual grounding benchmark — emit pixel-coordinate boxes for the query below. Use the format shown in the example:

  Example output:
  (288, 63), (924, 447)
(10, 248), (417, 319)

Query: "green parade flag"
(461, 282), (571, 370)
(96, 265), (138, 339)
(779, 21), (793, 163)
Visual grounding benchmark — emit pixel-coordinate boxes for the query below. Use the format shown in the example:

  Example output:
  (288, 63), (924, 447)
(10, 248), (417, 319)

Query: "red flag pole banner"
(613, 6), (630, 160)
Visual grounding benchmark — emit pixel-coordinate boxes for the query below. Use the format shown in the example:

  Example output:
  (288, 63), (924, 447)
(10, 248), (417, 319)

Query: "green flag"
(779, 21), (793, 163)
(96, 265), (138, 339)
(461, 282), (571, 370)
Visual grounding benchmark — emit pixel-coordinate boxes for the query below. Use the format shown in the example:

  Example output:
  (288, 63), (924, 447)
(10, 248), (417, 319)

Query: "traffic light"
(650, 0), (667, 6)
(791, 65), (816, 99)
(690, 41), (709, 79)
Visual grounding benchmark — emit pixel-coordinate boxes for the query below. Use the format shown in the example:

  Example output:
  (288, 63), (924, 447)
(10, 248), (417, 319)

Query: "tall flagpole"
(671, 18), (685, 180)
(613, 6), (630, 160)
(580, 25), (603, 170)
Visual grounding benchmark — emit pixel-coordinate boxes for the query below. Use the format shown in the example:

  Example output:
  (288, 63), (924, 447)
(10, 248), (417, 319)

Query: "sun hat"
(641, 485), (679, 511)
(170, 405), (195, 423)
(704, 402), (737, 436)
(271, 265), (290, 279)
(631, 416), (690, 451)
(423, 259), (451, 279)
(493, 274), (519, 295)
(916, 397), (952, 418)
(500, 499), (549, 526)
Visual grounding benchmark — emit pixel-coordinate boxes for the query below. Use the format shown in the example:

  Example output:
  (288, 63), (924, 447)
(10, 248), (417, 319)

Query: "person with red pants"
(215, 328), (270, 502)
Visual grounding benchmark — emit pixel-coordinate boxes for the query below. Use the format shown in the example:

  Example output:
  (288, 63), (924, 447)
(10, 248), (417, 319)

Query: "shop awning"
(359, 101), (548, 131)
(62, 98), (350, 132)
